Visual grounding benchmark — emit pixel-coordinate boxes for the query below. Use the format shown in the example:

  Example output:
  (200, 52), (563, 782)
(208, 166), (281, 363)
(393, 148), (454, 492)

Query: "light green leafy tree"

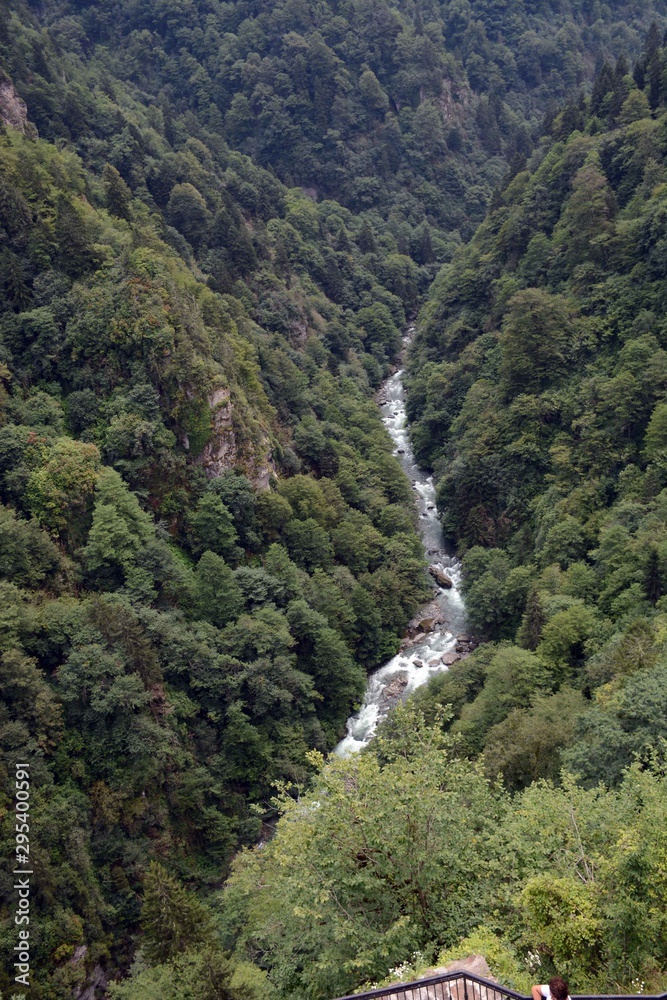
(223, 708), (508, 999)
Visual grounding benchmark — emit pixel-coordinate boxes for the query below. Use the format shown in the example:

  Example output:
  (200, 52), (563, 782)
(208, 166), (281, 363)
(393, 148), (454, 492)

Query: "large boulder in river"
(429, 565), (453, 588)
(417, 616), (439, 632)
(378, 674), (409, 709)
(440, 651), (460, 666)
(455, 634), (479, 653)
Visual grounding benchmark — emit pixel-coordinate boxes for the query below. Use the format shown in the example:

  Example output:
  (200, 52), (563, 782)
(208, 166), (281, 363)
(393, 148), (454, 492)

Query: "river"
(335, 328), (468, 756)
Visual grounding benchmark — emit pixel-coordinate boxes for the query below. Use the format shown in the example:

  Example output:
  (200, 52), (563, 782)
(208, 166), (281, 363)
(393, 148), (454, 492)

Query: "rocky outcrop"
(0, 77), (31, 133)
(72, 949), (107, 1000)
(199, 386), (275, 490)
(455, 634), (479, 655)
(200, 387), (236, 475)
(403, 600), (447, 644)
(429, 954), (495, 981)
(435, 637), (479, 666)
(440, 651), (461, 666)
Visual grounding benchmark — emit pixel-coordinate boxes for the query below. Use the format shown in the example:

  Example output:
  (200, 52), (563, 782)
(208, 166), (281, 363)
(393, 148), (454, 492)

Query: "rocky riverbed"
(335, 329), (471, 756)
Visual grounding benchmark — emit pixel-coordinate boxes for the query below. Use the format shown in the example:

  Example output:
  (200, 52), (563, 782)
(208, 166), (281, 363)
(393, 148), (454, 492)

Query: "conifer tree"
(645, 547), (662, 605)
(517, 589), (547, 651)
(103, 164), (132, 221)
(194, 550), (243, 626)
(140, 862), (212, 965)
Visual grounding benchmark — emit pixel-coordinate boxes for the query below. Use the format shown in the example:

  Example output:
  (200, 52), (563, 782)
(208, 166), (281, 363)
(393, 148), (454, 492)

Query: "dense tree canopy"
(406, 30), (667, 821)
(2, 0), (667, 995)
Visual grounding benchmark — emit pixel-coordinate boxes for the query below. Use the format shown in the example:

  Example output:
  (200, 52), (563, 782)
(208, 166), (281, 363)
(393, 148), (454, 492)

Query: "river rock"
(455, 634), (479, 654)
(405, 601), (446, 641)
(429, 565), (454, 588)
(382, 675), (409, 701)
(440, 651), (460, 666)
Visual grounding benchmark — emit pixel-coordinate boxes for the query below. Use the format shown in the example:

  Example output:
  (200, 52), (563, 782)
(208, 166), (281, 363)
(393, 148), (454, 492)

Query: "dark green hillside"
(0, 122), (431, 993)
(0, 3), (436, 993)
(2, 0), (667, 995)
(217, 40), (667, 1000)
(4, 0), (666, 254)
(408, 31), (667, 791)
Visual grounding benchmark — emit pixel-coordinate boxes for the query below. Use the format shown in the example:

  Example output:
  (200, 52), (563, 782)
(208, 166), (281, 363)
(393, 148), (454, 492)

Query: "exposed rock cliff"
(0, 77), (31, 133)
(200, 386), (275, 490)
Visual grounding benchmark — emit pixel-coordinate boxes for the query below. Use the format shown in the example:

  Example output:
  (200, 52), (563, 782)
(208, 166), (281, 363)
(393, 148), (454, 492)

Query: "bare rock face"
(0, 78), (31, 133)
(431, 954), (495, 980)
(199, 386), (275, 490)
(201, 387), (236, 474)
(73, 961), (108, 1000)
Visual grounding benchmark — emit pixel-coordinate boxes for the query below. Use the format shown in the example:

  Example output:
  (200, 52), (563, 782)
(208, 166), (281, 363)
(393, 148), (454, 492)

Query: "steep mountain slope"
(0, 4), (435, 995)
(408, 30), (667, 789)
(218, 38), (667, 1000)
(1, 0), (667, 996)
(4, 0), (666, 250)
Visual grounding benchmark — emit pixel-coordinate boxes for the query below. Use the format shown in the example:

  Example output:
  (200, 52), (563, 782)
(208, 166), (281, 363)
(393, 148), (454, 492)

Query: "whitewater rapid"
(335, 329), (467, 756)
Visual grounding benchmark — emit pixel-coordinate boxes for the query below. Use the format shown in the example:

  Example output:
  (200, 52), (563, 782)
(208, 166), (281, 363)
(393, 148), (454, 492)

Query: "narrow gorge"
(337, 329), (470, 755)
(3, 1), (667, 997)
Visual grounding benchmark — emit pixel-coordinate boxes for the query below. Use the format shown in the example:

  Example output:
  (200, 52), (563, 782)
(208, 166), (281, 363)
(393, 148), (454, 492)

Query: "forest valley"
(1, 0), (667, 997)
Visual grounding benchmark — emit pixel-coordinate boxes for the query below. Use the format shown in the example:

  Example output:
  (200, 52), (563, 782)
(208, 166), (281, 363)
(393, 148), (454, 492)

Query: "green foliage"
(82, 467), (154, 584)
(0, 42), (430, 989)
(108, 948), (263, 1000)
(140, 862), (213, 965)
(0, 504), (66, 587)
(518, 875), (604, 981)
(406, 34), (667, 835)
(453, 645), (554, 755)
(499, 290), (573, 398)
(221, 711), (667, 997)
(2, 1), (667, 995)
(223, 709), (507, 999)
(194, 551), (243, 628)
(25, 437), (100, 542)
(482, 687), (588, 791)
(189, 493), (239, 559)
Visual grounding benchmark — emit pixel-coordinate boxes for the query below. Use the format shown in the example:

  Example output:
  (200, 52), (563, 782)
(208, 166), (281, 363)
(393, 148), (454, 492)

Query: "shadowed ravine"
(335, 329), (468, 756)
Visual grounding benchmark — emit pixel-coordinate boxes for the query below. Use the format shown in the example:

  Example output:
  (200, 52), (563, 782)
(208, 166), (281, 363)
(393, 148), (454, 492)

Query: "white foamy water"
(335, 329), (467, 756)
